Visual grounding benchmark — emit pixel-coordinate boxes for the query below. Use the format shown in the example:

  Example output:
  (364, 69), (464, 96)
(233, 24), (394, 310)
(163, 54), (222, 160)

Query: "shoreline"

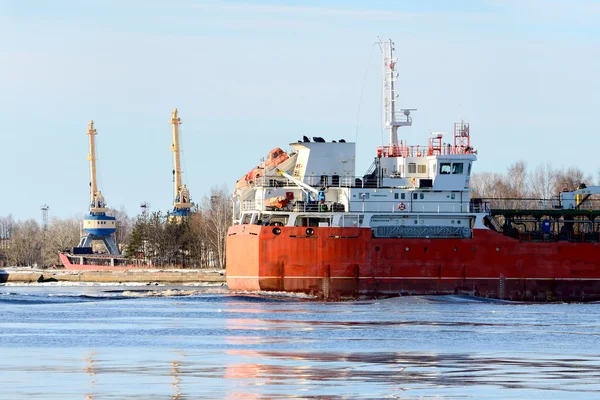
(0, 267), (226, 284)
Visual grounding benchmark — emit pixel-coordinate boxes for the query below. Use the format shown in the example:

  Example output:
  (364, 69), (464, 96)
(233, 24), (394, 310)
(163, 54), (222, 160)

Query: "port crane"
(170, 109), (193, 217)
(76, 121), (119, 254)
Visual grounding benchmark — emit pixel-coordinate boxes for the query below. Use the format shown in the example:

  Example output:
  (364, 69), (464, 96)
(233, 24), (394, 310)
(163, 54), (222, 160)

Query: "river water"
(1, 284), (599, 399)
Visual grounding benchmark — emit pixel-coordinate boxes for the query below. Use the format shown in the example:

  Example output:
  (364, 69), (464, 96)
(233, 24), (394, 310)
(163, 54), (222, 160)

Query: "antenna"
(380, 39), (415, 149)
(140, 202), (150, 216)
(41, 204), (49, 232)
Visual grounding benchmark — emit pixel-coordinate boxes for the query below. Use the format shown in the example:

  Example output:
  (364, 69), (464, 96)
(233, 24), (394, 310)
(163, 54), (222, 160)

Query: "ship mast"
(170, 109), (192, 215)
(381, 39), (413, 149)
(86, 120), (107, 214)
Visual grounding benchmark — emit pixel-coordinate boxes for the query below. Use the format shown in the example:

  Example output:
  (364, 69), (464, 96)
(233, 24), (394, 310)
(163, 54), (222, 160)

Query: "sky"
(1, 0), (599, 221)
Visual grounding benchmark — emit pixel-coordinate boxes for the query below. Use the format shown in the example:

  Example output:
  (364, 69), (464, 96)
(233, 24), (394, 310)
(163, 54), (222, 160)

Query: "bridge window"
(401, 193), (405, 200)
(394, 193), (399, 200)
(418, 165), (426, 174)
(420, 193), (424, 199)
(440, 163), (451, 174)
(408, 163), (416, 173)
(452, 163), (464, 174)
(241, 214), (252, 224)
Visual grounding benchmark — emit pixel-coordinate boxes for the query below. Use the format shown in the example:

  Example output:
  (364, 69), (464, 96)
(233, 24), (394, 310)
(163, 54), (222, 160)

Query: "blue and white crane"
(76, 120), (120, 254)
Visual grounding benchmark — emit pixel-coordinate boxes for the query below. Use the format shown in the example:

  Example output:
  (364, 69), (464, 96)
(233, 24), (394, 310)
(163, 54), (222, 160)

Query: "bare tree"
(0, 216), (15, 266)
(506, 161), (529, 197)
(552, 166), (591, 193)
(188, 212), (208, 267)
(41, 217), (80, 266)
(108, 206), (133, 250)
(529, 162), (555, 200)
(5, 219), (43, 266)
(199, 185), (231, 268)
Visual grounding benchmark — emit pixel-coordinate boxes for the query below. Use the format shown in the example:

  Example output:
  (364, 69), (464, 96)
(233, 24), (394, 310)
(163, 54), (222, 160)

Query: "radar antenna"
(380, 38), (416, 148)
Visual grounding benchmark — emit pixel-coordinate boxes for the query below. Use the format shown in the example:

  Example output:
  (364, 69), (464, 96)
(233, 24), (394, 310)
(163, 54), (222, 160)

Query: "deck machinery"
(76, 121), (119, 254)
(482, 185), (600, 242)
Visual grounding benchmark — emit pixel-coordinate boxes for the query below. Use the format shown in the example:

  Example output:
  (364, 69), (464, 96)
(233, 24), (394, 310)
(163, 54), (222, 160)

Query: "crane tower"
(76, 120), (120, 254)
(170, 109), (193, 217)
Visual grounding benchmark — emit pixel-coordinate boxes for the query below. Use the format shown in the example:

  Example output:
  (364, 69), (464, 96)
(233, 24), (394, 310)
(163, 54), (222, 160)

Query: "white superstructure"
(232, 39), (484, 238)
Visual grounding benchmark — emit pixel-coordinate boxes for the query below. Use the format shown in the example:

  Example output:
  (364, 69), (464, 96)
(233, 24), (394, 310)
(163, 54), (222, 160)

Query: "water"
(1, 284), (600, 399)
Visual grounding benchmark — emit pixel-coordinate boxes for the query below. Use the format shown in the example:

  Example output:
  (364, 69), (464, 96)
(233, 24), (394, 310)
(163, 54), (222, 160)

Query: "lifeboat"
(264, 196), (289, 209)
(235, 148), (289, 190)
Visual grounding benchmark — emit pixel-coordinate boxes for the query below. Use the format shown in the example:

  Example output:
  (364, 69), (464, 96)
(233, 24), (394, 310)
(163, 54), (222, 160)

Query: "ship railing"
(377, 144), (476, 158)
(241, 199), (345, 213)
(254, 175), (358, 189)
(291, 200), (345, 213)
(350, 200), (472, 213)
(254, 174), (381, 190)
(469, 199), (491, 213)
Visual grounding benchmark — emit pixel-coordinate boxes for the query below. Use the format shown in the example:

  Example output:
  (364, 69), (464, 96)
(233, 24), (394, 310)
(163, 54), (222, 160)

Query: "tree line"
(470, 161), (595, 209)
(0, 186), (231, 269)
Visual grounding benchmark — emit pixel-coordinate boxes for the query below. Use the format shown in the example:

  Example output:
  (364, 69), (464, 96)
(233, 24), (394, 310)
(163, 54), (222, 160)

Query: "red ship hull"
(226, 225), (600, 301)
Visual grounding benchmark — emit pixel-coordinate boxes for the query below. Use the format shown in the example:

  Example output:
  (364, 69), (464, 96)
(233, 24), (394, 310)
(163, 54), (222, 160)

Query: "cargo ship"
(226, 39), (600, 302)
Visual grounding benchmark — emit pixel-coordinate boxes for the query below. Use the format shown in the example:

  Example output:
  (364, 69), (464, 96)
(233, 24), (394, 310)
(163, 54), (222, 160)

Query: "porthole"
(453, 247), (458, 252)
(424, 247), (428, 253)
(272, 227), (281, 235)
(306, 228), (315, 236)
(375, 246), (380, 252)
(405, 247), (410, 251)
(496, 247), (500, 252)
(457, 220), (461, 225)
(414, 220), (418, 224)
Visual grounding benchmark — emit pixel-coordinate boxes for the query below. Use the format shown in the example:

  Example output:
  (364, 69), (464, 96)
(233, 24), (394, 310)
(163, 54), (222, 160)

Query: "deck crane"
(559, 184), (600, 209)
(77, 120), (119, 254)
(170, 109), (193, 217)
(275, 168), (325, 204)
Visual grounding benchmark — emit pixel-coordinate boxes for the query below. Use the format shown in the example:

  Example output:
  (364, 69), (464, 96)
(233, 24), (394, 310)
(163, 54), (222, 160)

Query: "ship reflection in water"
(0, 287), (599, 398)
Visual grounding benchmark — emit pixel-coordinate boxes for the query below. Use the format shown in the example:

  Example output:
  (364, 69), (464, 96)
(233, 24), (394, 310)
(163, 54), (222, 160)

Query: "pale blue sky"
(1, 0), (599, 221)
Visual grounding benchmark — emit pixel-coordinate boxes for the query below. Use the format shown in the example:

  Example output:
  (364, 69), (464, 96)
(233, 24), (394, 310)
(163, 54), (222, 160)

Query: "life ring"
(398, 202), (406, 211)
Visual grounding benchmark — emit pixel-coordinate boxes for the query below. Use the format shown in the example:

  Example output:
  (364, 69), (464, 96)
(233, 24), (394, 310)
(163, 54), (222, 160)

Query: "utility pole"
(41, 204), (49, 231)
